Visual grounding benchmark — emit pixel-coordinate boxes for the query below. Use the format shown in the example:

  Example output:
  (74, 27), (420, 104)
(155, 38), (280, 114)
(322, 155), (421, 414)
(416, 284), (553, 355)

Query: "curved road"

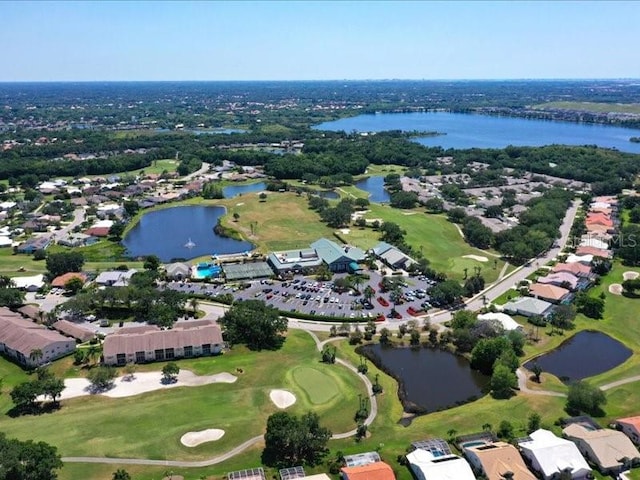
(62, 329), (377, 467)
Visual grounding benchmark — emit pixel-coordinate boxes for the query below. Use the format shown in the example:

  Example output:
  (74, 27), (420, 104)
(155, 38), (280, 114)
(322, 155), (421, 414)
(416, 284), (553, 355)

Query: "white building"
(407, 448), (476, 480)
(518, 429), (591, 479)
(477, 312), (522, 331)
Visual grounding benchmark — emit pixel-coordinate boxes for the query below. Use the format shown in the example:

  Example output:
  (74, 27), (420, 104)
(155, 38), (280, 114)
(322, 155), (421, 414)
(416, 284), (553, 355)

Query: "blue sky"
(1, 1), (639, 81)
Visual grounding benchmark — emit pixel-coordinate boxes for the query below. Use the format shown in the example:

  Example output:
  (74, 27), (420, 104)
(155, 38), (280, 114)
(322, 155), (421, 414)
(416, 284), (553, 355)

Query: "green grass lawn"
(343, 204), (506, 283)
(0, 330), (366, 463)
(289, 366), (341, 405)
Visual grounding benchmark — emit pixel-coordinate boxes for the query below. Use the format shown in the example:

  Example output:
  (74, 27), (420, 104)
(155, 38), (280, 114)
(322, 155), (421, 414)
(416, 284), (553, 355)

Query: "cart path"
(63, 329), (377, 466)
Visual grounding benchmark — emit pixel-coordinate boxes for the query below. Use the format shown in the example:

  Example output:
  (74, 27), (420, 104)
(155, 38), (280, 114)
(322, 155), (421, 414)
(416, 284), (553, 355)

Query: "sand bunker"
(46, 370), (237, 402)
(609, 283), (623, 295)
(236, 202), (245, 206)
(270, 389), (296, 409)
(180, 428), (225, 447)
(623, 271), (639, 281)
(463, 254), (489, 262)
(340, 228), (351, 234)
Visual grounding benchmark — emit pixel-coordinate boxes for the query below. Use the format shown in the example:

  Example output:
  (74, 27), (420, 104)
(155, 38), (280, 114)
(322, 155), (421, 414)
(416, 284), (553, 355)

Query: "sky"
(1, 1), (639, 82)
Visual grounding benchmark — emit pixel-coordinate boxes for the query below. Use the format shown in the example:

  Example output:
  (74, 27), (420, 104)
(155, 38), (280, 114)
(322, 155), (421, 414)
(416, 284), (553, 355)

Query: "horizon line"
(1, 77), (640, 84)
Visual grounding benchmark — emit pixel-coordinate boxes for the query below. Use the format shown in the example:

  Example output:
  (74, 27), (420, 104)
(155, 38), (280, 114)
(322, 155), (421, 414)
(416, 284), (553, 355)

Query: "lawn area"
(0, 330), (366, 463)
(216, 192), (336, 252)
(358, 164), (407, 177)
(342, 204), (506, 283)
(0, 248), (48, 276)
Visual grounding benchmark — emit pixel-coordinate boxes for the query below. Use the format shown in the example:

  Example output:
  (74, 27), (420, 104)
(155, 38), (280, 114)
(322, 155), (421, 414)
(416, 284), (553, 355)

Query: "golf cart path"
(517, 368), (640, 397)
(62, 329), (377, 466)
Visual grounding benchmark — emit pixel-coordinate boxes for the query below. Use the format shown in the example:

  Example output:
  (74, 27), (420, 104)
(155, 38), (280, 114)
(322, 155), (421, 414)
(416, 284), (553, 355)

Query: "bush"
(566, 381), (607, 416)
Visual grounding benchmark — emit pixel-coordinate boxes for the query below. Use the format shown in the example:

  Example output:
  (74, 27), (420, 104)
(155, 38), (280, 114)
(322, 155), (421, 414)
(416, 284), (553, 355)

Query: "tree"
(64, 276), (84, 294)
(87, 366), (117, 391)
(379, 222), (406, 245)
(363, 285), (375, 303)
(0, 433), (63, 480)
(471, 337), (513, 374)
(10, 382), (40, 411)
(575, 293), (605, 319)
(123, 200), (140, 217)
(29, 348), (43, 366)
(497, 420), (514, 441)
(424, 197), (444, 213)
(429, 279), (464, 307)
(379, 327), (390, 345)
(143, 255), (161, 272)
(262, 411), (332, 468)
(108, 221), (126, 239)
(189, 297), (199, 316)
(527, 412), (542, 433)
(233, 212), (240, 222)
(112, 469), (132, 480)
(41, 376), (65, 404)
(451, 310), (477, 330)
(45, 252), (85, 278)
(259, 192), (267, 202)
(490, 364), (517, 399)
(566, 381), (607, 416)
(162, 362), (180, 384)
(219, 300), (288, 350)
(549, 304), (576, 333)
(530, 363), (543, 383)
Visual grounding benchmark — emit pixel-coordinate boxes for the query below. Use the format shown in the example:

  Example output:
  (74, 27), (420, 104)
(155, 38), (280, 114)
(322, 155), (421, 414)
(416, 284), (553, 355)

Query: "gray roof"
(310, 238), (365, 266)
(502, 296), (553, 316)
(95, 269), (138, 286)
(165, 262), (190, 277)
(223, 262), (274, 280)
(0, 308), (74, 357)
(268, 249), (323, 271)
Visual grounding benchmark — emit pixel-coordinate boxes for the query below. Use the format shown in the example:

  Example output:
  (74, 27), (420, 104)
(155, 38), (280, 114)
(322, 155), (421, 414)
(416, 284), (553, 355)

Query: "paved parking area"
(164, 271), (437, 322)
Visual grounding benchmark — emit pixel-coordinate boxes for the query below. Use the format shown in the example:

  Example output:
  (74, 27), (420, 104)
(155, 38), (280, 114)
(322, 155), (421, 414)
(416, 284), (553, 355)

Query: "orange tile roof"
(618, 416), (640, 431)
(51, 272), (87, 288)
(552, 262), (592, 276)
(529, 283), (570, 302)
(341, 462), (395, 480)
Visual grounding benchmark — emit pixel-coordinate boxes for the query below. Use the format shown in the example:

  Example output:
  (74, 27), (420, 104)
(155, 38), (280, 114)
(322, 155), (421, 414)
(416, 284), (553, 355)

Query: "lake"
(524, 331), (632, 383)
(223, 182), (267, 198)
(122, 206), (253, 262)
(314, 112), (640, 153)
(360, 343), (489, 413)
(354, 176), (390, 203)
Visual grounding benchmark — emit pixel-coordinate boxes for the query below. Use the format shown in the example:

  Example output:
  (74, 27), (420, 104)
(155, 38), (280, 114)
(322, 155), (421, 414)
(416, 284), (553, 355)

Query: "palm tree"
(482, 423), (492, 432)
(189, 297), (199, 316)
(29, 348), (43, 366)
(463, 268), (468, 280)
(87, 344), (103, 366)
(447, 429), (457, 442)
(363, 285), (375, 303)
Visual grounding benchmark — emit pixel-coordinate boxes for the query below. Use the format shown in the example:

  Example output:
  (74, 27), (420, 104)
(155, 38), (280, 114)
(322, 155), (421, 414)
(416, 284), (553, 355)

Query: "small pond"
(360, 344), (489, 413)
(122, 206), (253, 262)
(309, 190), (339, 199)
(524, 331), (632, 383)
(223, 182), (267, 198)
(354, 176), (390, 203)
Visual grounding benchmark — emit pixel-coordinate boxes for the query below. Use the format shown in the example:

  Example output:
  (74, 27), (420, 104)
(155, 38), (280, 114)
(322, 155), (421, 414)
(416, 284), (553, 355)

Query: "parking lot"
(165, 271), (436, 322)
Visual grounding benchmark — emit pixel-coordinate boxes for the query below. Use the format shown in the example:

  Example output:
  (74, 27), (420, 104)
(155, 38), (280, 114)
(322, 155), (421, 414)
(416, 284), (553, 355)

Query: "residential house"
(464, 441), (536, 480)
(579, 238), (609, 251)
(575, 246), (612, 258)
(102, 319), (224, 365)
(615, 416), (640, 445)
(371, 242), (416, 271)
(16, 304), (41, 321)
(16, 236), (51, 253)
(552, 263), (592, 278)
(564, 254), (593, 265)
(529, 283), (571, 304)
(52, 319), (95, 343)
(57, 232), (97, 247)
(518, 429), (591, 479)
(477, 312), (522, 331)
(95, 269), (137, 287)
(227, 468), (266, 480)
(407, 448), (476, 480)
(562, 423), (640, 475)
(51, 272), (88, 289)
(0, 307), (76, 367)
(11, 274), (45, 292)
(340, 461), (396, 480)
(536, 272), (585, 291)
(501, 297), (554, 318)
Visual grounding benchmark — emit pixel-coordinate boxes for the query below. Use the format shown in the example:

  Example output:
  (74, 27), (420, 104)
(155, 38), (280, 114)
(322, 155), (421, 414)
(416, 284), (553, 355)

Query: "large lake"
(360, 344), (489, 413)
(123, 206), (253, 262)
(315, 112), (640, 153)
(524, 331), (631, 383)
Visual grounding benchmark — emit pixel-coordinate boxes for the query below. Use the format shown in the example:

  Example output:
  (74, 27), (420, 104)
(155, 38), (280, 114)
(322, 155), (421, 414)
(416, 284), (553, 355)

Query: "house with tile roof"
(340, 461), (395, 480)
(518, 429), (591, 479)
(51, 272), (88, 289)
(537, 272), (585, 291)
(464, 441), (536, 480)
(563, 423), (640, 475)
(615, 416), (640, 445)
(529, 283), (571, 304)
(552, 262), (592, 278)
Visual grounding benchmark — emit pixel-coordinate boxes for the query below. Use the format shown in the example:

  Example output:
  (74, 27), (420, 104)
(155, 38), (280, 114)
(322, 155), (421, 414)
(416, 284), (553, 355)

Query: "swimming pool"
(192, 263), (222, 279)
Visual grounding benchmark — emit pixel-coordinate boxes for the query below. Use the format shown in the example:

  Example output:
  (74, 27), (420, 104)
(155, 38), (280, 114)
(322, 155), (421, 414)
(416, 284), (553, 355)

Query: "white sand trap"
(623, 271), (639, 280)
(340, 228), (351, 234)
(402, 211), (418, 215)
(270, 389), (296, 409)
(463, 254), (489, 262)
(609, 283), (623, 295)
(236, 202), (244, 206)
(180, 428), (225, 447)
(45, 370), (237, 402)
